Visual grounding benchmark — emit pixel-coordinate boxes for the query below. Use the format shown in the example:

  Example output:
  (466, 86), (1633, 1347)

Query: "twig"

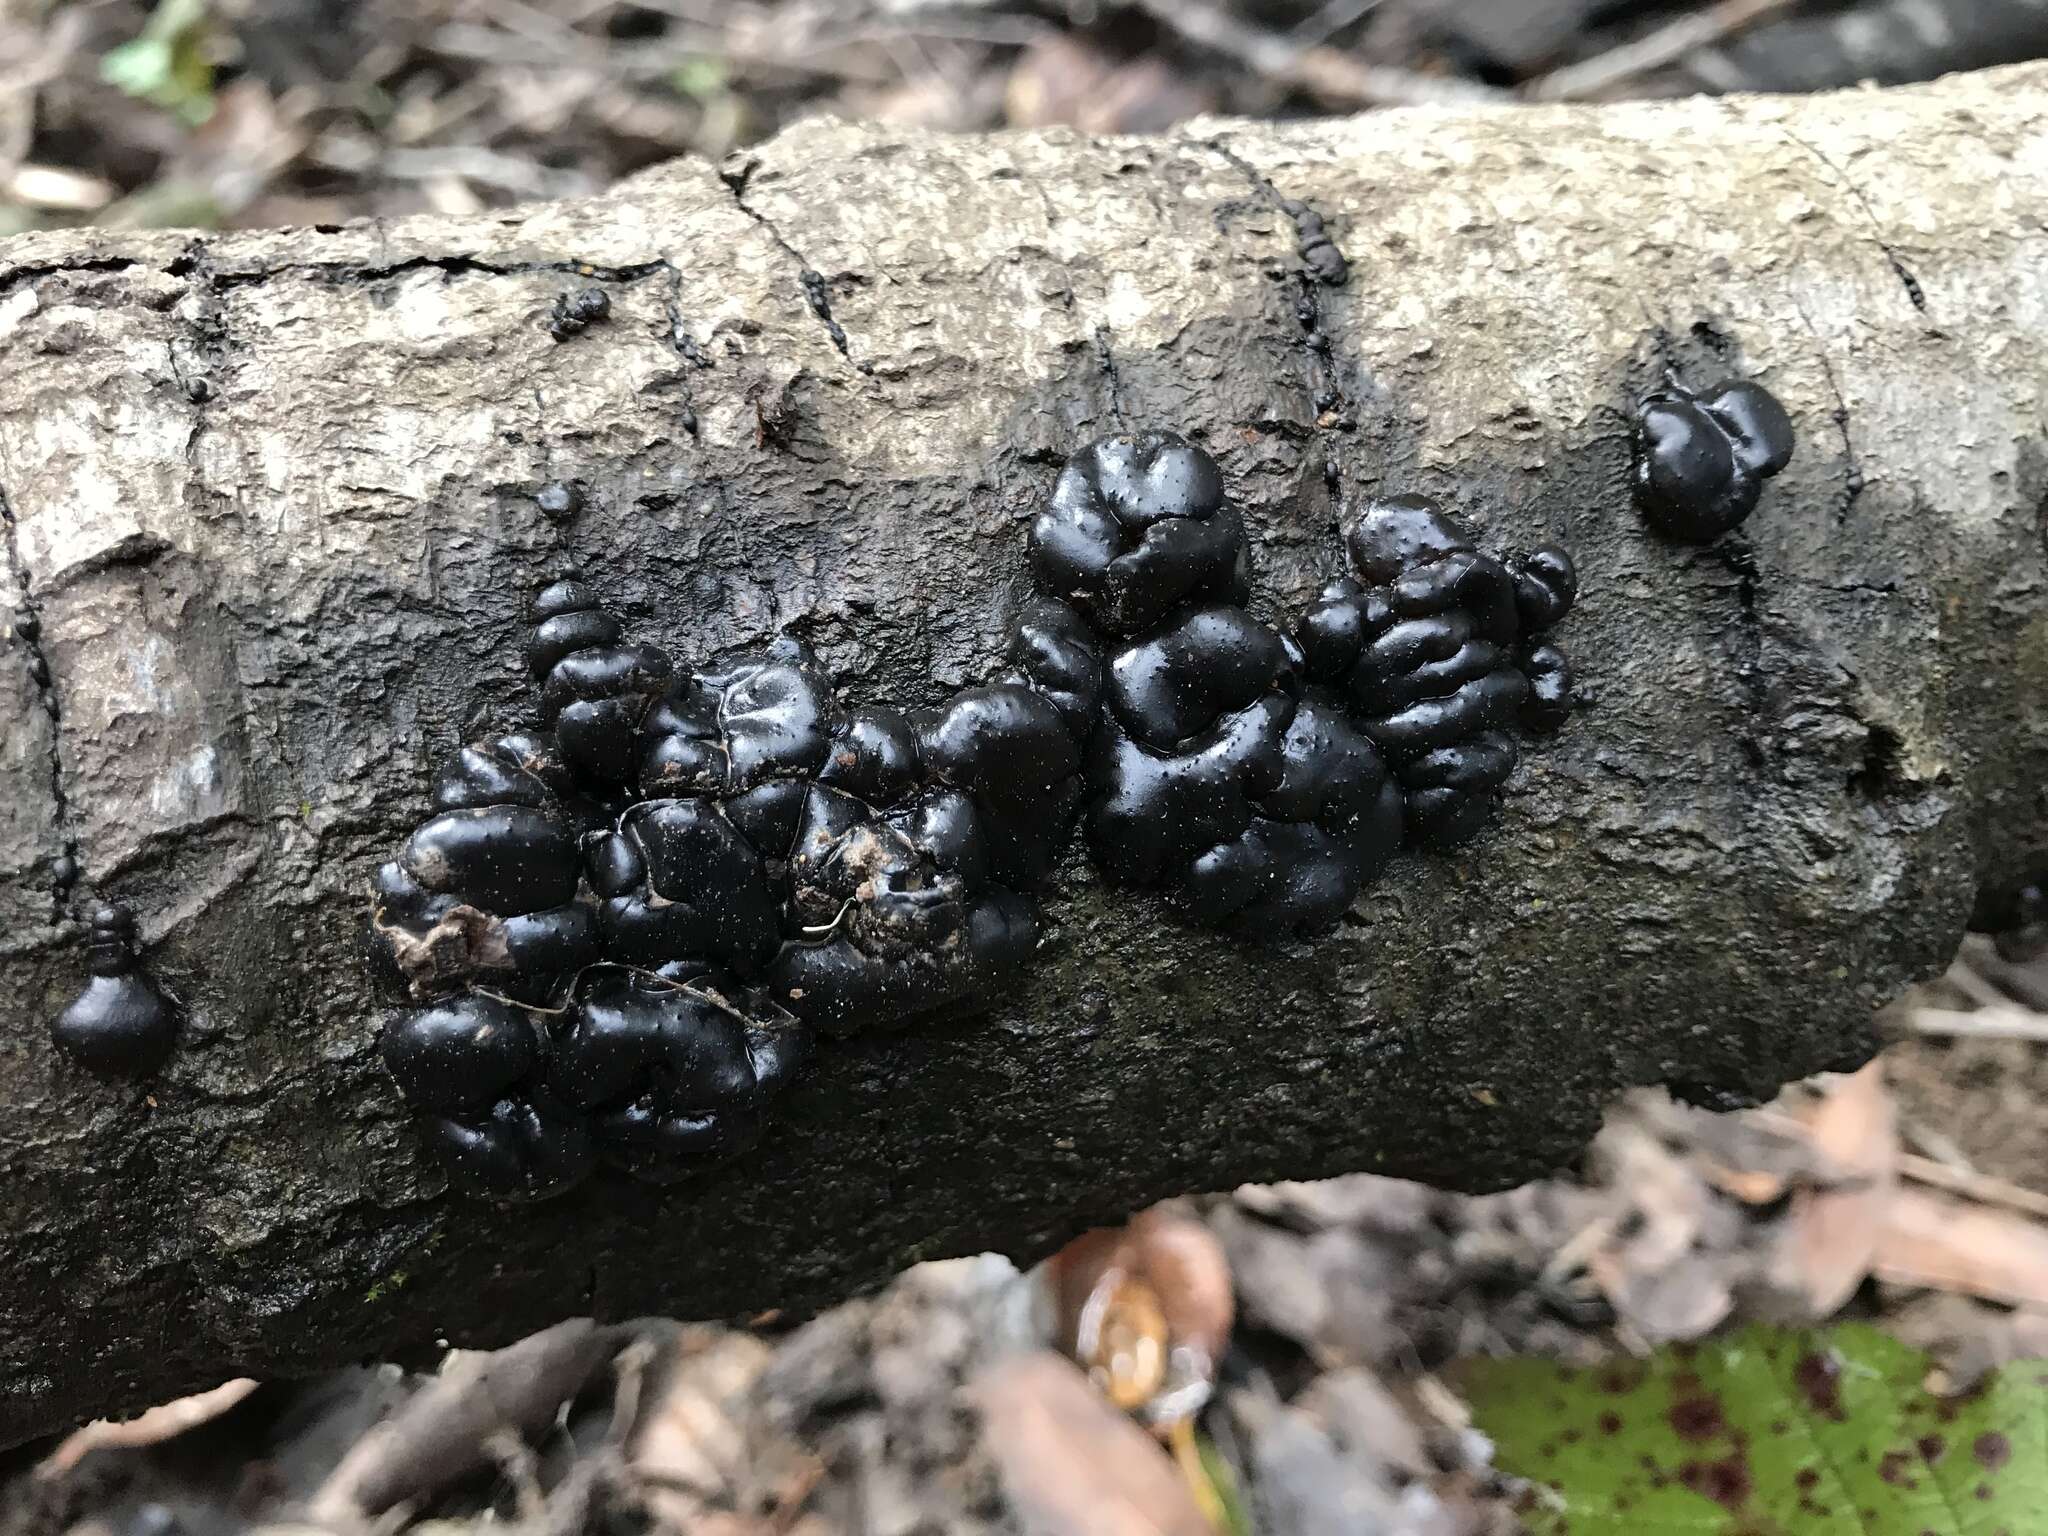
(1526, 0), (1800, 102)
(1128, 0), (1510, 108)
(39, 1379), (260, 1476)
(1906, 1004), (2048, 1043)
(1900, 1152), (2048, 1224)
(1960, 935), (2048, 1012)
(310, 1319), (623, 1521)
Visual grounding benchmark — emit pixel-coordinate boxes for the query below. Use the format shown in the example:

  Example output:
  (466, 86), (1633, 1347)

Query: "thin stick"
(1526, 0), (1799, 103)
(1128, 0), (1509, 108)
(1906, 1005), (2048, 1044)
(1900, 1152), (2048, 1224)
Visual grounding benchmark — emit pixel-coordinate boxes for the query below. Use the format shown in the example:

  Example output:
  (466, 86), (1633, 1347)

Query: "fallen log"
(2, 63), (2044, 1446)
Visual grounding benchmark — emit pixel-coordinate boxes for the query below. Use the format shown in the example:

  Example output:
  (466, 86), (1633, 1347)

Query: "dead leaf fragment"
(1773, 1061), (1897, 1316)
(1876, 1188), (2048, 1307)
(967, 1352), (1213, 1536)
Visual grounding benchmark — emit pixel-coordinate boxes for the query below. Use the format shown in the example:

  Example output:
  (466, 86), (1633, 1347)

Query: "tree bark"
(2, 64), (2045, 1447)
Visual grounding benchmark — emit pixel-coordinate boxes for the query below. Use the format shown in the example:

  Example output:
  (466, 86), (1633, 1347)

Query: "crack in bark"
(0, 255), (139, 298)
(1776, 127), (1929, 314)
(1092, 324), (1127, 427)
(1709, 537), (1770, 770)
(659, 261), (708, 438)
(0, 484), (78, 921)
(717, 163), (872, 375)
(1787, 295), (1865, 518)
(1205, 139), (1355, 494)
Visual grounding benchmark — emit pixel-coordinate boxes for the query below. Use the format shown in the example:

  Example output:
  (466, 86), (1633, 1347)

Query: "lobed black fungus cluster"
(1034, 433), (1580, 933)
(52, 905), (179, 1076)
(547, 287), (611, 342)
(1633, 377), (1796, 542)
(368, 571), (1097, 1199)
(1296, 494), (1579, 849)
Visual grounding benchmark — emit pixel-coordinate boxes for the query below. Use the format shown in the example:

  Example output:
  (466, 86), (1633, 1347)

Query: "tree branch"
(2, 64), (2045, 1447)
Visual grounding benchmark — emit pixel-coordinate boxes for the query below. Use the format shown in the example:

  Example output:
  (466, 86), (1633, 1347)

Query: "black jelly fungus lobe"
(1305, 494), (1578, 850)
(1633, 377), (1796, 542)
(1029, 429), (1247, 637)
(52, 905), (180, 1076)
(1041, 433), (1580, 931)
(536, 482), (582, 522)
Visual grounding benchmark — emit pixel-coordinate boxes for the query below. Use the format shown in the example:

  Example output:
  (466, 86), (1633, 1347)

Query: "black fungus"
(536, 482), (583, 523)
(52, 905), (179, 1076)
(1302, 494), (1579, 849)
(368, 555), (1101, 1193)
(1029, 429), (1248, 636)
(548, 287), (612, 342)
(1050, 433), (1407, 935)
(1282, 199), (1349, 287)
(1633, 377), (1796, 542)
(529, 578), (673, 783)
(547, 965), (807, 1181)
(367, 425), (1586, 1193)
(369, 732), (601, 1008)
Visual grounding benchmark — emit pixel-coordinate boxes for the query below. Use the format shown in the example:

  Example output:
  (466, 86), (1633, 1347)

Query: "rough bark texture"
(3, 65), (2046, 1448)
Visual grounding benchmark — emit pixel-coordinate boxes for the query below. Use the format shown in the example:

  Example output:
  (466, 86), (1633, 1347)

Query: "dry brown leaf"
(967, 1352), (1214, 1536)
(1772, 1061), (1897, 1316)
(39, 1378), (260, 1477)
(1876, 1187), (2048, 1307)
(630, 1330), (776, 1533)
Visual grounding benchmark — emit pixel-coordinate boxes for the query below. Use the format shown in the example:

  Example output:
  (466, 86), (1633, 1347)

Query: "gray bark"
(2, 64), (2045, 1448)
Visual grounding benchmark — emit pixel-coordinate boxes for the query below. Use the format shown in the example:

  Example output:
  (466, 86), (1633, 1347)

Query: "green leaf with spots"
(1459, 1325), (2048, 1534)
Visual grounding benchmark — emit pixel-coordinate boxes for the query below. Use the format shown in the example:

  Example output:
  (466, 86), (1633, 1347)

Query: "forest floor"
(8, 1), (2048, 1532)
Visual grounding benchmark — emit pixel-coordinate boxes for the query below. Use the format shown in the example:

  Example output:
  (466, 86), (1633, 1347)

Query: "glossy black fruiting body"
(372, 428), (1583, 1194)
(1033, 434), (1579, 927)
(370, 561), (1097, 1197)
(1297, 494), (1579, 848)
(1633, 377), (1796, 542)
(547, 287), (612, 342)
(536, 482), (582, 523)
(52, 905), (179, 1076)
(1034, 433), (1400, 935)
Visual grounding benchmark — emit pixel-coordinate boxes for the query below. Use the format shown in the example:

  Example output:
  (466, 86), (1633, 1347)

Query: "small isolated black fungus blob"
(1045, 433), (1403, 936)
(548, 287), (612, 342)
(53, 905), (179, 1076)
(1282, 198), (1349, 287)
(1300, 494), (1579, 850)
(1029, 430), (1247, 637)
(536, 482), (583, 523)
(1633, 377), (1796, 542)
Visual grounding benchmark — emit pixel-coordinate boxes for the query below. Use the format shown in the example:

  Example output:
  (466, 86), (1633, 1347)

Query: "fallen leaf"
(1876, 1187), (2048, 1307)
(1772, 1061), (1896, 1316)
(968, 1352), (1214, 1536)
